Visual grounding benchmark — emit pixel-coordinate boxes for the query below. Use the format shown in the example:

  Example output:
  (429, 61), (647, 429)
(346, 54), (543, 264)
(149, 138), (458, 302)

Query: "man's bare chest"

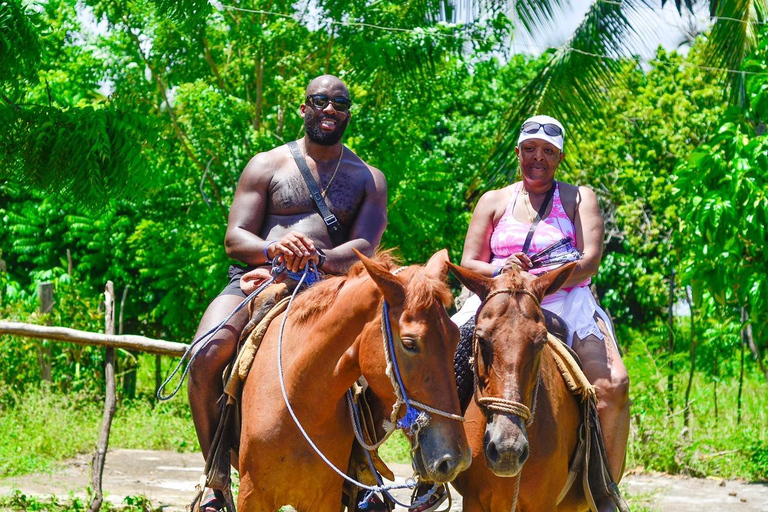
(268, 166), (367, 226)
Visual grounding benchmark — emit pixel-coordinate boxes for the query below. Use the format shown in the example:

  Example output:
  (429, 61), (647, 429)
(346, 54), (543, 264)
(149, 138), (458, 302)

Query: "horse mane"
(289, 249), (402, 323)
(405, 270), (453, 310)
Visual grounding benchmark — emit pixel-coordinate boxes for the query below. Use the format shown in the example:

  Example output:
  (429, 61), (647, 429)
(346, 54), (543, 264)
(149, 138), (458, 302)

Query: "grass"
(0, 490), (161, 511)
(0, 351), (197, 478)
(623, 337), (768, 480)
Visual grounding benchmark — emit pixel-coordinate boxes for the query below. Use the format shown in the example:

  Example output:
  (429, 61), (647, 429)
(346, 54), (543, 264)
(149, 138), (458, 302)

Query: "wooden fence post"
(37, 282), (54, 382)
(89, 281), (118, 512)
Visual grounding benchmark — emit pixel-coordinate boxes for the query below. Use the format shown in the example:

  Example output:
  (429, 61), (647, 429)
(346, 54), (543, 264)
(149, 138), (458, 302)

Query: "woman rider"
(411, 115), (629, 512)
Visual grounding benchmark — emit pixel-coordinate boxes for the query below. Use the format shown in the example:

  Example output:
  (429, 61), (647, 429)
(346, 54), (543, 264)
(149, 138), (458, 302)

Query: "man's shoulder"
(345, 148), (387, 186)
(241, 144), (294, 177)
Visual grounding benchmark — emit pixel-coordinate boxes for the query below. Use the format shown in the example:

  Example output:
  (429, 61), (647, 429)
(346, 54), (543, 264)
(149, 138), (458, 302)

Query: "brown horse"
(448, 261), (597, 512)
(237, 250), (471, 511)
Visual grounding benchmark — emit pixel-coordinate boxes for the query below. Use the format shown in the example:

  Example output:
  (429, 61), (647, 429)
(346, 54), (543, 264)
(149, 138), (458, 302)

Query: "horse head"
(448, 261), (576, 476)
(354, 249), (471, 484)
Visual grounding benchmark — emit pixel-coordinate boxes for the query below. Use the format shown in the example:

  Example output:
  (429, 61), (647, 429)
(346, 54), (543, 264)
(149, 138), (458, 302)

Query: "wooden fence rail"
(0, 321), (189, 356)
(0, 282), (194, 512)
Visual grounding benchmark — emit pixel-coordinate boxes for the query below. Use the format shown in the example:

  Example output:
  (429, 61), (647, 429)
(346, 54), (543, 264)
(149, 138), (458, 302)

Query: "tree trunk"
(667, 268), (675, 413)
(89, 282), (118, 512)
(683, 288), (697, 432)
(737, 306), (749, 425)
(742, 307), (768, 387)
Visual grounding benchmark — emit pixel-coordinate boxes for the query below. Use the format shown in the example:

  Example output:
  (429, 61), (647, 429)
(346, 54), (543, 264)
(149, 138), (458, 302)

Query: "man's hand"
(267, 231), (321, 272)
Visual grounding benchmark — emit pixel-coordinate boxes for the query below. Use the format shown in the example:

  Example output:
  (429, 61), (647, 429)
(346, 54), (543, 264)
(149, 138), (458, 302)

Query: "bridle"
(472, 287), (543, 427)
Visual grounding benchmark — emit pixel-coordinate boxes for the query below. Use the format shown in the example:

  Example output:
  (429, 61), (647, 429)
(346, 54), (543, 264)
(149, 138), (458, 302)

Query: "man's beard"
(304, 108), (349, 146)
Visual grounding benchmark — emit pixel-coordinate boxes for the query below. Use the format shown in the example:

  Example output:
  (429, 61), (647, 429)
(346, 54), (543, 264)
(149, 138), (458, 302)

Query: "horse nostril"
(519, 442), (529, 464)
(436, 456), (452, 476)
(486, 440), (500, 464)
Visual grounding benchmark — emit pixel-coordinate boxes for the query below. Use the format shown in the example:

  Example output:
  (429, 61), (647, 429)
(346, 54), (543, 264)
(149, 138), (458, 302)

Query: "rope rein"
(155, 262), (289, 401)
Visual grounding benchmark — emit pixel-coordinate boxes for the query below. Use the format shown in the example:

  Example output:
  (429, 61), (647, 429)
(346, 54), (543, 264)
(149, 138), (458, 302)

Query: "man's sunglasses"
(521, 122), (563, 137)
(306, 94), (352, 113)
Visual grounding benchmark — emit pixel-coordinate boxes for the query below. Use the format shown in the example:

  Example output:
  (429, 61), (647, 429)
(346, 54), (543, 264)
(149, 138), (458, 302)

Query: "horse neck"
(279, 276), (383, 423)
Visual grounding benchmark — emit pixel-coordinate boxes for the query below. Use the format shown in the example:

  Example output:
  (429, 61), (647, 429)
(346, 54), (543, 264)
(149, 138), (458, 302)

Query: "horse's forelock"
(404, 270), (453, 311)
(495, 269), (530, 291)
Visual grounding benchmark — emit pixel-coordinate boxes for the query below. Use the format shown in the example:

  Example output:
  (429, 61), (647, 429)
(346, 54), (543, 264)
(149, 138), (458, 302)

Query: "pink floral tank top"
(490, 181), (590, 288)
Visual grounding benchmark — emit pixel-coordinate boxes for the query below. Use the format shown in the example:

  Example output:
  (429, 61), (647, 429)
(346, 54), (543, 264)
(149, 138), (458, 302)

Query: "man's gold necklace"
(321, 146), (344, 198)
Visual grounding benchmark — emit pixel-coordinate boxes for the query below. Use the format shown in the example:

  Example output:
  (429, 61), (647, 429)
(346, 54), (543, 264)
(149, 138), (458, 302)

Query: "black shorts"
(217, 264), (256, 299)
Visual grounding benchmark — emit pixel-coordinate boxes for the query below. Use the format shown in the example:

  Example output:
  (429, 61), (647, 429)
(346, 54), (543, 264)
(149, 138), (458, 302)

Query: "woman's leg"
(571, 316), (630, 484)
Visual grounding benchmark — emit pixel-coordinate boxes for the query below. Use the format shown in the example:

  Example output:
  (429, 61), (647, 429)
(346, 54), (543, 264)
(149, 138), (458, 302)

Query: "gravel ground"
(1, 449), (766, 511)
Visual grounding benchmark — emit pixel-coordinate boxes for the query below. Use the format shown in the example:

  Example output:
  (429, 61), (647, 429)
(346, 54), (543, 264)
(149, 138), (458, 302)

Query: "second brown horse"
(449, 261), (597, 511)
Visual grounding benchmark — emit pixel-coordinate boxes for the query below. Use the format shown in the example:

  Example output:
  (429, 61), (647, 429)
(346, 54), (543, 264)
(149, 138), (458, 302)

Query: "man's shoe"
(199, 488), (225, 512)
(408, 483), (448, 512)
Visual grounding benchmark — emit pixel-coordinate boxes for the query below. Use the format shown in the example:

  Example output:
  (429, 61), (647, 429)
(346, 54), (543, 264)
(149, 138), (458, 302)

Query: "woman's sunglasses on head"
(521, 122), (563, 137)
(306, 94), (352, 113)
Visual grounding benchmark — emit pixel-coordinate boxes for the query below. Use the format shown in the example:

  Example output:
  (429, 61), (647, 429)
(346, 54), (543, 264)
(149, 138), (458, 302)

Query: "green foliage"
(623, 323), (768, 479)
(0, 490), (162, 511)
(675, 25), (768, 340)
(0, 0), (42, 83)
(1, 105), (154, 206)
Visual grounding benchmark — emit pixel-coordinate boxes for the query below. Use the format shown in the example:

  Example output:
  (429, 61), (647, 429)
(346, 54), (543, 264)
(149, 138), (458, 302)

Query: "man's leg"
(188, 294), (251, 462)
(571, 318), (630, 484)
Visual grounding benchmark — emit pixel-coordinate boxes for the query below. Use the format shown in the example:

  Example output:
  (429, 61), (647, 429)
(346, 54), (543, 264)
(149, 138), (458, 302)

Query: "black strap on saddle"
(288, 140), (347, 247)
(521, 181), (556, 254)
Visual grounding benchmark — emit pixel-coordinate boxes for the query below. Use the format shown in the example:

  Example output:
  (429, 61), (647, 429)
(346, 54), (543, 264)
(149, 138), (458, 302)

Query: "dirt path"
(1, 449), (766, 511)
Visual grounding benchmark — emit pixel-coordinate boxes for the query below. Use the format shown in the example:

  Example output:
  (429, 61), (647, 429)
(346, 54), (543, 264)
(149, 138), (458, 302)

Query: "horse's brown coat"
(449, 262), (591, 512)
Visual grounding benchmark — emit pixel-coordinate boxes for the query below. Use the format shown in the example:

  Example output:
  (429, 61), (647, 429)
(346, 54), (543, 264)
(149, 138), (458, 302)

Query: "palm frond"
(704, 0), (767, 105)
(484, 0), (651, 188)
(0, 0), (42, 83)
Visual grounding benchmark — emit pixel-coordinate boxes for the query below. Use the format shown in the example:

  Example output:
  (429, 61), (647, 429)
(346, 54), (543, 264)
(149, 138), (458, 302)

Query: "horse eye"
(401, 337), (418, 352)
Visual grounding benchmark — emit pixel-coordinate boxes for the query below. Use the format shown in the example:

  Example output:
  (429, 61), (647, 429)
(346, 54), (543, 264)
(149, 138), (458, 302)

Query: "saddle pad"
(223, 295), (291, 400)
(546, 334), (596, 403)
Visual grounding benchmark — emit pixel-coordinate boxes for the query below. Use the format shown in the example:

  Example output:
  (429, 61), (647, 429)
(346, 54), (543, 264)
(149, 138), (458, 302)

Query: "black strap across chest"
(287, 140), (347, 247)
(521, 182), (556, 255)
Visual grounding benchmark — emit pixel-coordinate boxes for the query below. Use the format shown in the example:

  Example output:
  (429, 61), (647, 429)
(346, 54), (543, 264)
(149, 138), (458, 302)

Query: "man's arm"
(321, 165), (388, 275)
(224, 153), (275, 266)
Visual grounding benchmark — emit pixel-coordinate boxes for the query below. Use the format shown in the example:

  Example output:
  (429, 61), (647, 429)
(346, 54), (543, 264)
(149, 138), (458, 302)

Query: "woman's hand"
(501, 252), (532, 273)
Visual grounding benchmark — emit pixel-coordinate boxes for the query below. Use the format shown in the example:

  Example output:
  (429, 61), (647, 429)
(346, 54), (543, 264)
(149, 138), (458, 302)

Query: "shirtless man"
(187, 75), (388, 510)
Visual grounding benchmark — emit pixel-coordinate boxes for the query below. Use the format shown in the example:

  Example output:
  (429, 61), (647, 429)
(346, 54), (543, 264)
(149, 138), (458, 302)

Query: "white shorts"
(451, 286), (615, 348)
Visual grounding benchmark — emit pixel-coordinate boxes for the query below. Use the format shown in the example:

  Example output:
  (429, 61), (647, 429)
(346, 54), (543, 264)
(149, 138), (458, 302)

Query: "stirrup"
(408, 483), (450, 512)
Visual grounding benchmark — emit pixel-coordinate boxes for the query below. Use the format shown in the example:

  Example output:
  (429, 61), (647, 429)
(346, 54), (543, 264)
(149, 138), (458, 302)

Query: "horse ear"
(447, 262), (493, 301)
(424, 249), (450, 281)
(354, 248), (406, 305)
(529, 261), (577, 301)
